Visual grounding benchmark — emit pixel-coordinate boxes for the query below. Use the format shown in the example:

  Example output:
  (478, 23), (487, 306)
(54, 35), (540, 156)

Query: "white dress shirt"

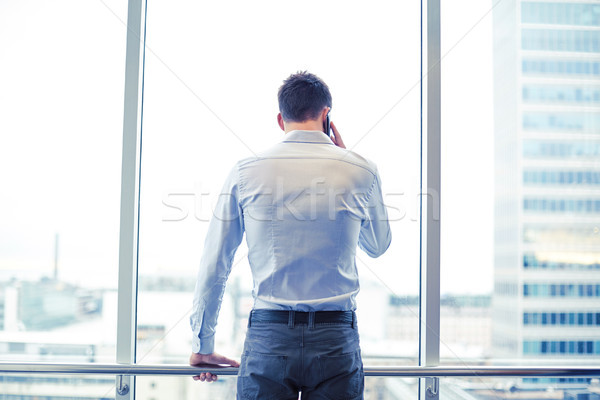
(191, 130), (391, 353)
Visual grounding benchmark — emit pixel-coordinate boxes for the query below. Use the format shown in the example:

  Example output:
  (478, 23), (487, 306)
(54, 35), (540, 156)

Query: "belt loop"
(308, 311), (315, 330)
(248, 310), (253, 328)
(288, 310), (295, 329)
(352, 311), (356, 329)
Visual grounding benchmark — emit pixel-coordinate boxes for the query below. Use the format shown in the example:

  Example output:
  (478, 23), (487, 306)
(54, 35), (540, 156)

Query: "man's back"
(236, 129), (390, 310)
(190, 72), (391, 399)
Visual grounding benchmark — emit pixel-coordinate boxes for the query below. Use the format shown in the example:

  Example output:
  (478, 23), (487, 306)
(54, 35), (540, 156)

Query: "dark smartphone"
(324, 112), (331, 137)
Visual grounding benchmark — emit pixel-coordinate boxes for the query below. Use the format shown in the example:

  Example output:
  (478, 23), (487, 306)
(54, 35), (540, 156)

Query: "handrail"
(1, 362), (600, 377)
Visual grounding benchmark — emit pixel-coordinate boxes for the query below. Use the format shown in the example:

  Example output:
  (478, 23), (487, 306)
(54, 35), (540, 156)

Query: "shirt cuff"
(192, 334), (215, 355)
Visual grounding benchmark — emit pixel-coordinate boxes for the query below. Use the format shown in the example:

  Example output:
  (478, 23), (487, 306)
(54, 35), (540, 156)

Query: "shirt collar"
(282, 130), (334, 145)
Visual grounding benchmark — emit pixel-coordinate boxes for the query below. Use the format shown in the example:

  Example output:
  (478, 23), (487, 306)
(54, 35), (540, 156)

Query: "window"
(3, 0), (600, 398)
(522, 311), (600, 327)
(136, 4), (422, 397)
(522, 59), (600, 77)
(522, 112), (600, 132)
(0, 0), (125, 365)
(523, 284), (600, 298)
(522, 85), (600, 105)
(522, 2), (600, 26)
(522, 340), (600, 355)
(523, 170), (600, 185)
(522, 29), (600, 53)
(523, 198), (600, 213)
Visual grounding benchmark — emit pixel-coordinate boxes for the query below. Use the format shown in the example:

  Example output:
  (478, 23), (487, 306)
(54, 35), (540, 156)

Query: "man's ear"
(277, 113), (285, 131)
(320, 107), (330, 122)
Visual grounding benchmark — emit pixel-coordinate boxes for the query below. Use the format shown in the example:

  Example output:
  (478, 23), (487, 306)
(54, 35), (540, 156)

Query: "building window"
(522, 29), (600, 53)
(522, 59), (600, 77)
(523, 170), (600, 185)
(522, 112), (600, 133)
(523, 198), (600, 214)
(522, 340), (598, 355)
(521, 2), (600, 26)
(524, 311), (600, 326)
(522, 86), (600, 105)
(523, 283), (600, 298)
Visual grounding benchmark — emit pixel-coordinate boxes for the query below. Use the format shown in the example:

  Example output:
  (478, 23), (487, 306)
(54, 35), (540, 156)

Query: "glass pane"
(136, 375), (418, 399)
(440, 376), (600, 398)
(365, 377), (419, 399)
(0, 0), (126, 363)
(138, 0), (421, 368)
(441, 0), (600, 372)
(137, 375), (237, 399)
(439, 0), (495, 363)
(0, 374), (116, 400)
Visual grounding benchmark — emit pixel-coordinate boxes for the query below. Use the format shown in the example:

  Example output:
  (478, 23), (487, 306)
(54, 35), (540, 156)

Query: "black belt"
(249, 309), (355, 327)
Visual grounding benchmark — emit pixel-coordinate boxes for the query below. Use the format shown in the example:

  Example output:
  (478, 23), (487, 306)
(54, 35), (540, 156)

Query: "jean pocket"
(238, 351), (288, 400)
(317, 349), (364, 400)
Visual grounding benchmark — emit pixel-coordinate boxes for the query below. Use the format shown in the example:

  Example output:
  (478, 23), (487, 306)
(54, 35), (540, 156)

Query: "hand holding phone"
(330, 121), (346, 149)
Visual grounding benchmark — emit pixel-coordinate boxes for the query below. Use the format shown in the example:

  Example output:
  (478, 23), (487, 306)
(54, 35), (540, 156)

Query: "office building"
(492, 0), (600, 365)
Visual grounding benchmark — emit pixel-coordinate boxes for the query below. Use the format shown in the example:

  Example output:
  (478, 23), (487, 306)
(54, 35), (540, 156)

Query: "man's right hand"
(189, 352), (240, 382)
(330, 121), (346, 149)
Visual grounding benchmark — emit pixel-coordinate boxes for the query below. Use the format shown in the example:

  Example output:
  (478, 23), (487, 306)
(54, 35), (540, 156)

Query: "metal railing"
(1, 362), (600, 377)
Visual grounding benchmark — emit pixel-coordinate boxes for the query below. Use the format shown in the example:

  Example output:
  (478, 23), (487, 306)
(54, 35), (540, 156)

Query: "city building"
(387, 295), (492, 360)
(492, 0), (600, 369)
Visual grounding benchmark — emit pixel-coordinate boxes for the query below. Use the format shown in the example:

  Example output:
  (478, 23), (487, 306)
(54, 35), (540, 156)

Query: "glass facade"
(492, 1), (600, 388)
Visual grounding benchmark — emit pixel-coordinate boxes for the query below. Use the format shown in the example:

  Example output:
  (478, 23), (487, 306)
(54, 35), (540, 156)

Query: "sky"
(0, 0), (494, 296)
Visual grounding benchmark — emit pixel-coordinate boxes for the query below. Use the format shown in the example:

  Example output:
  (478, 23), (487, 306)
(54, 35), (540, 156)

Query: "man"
(189, 71), (391, 399)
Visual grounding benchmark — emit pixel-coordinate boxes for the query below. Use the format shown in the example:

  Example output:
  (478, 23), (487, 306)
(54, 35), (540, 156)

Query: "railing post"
(116, 0), (147, 398)
(419, 0), (441, 398)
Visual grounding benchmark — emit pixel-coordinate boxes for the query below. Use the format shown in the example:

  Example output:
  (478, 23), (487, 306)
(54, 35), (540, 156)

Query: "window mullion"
(419, 0), (441, 398)
(116, 0), (147, 398)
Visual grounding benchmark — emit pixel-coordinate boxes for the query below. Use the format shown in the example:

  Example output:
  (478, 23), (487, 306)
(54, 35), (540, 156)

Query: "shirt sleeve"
(358, 168), (392, 258)
(190, 165), (244, 354)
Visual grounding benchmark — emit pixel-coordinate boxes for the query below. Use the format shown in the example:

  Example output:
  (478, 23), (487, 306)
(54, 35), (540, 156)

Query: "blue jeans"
(236, 314), (364, 400)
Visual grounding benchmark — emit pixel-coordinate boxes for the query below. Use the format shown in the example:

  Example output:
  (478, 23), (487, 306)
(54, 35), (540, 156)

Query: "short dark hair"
(277, 71), (332, 122)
